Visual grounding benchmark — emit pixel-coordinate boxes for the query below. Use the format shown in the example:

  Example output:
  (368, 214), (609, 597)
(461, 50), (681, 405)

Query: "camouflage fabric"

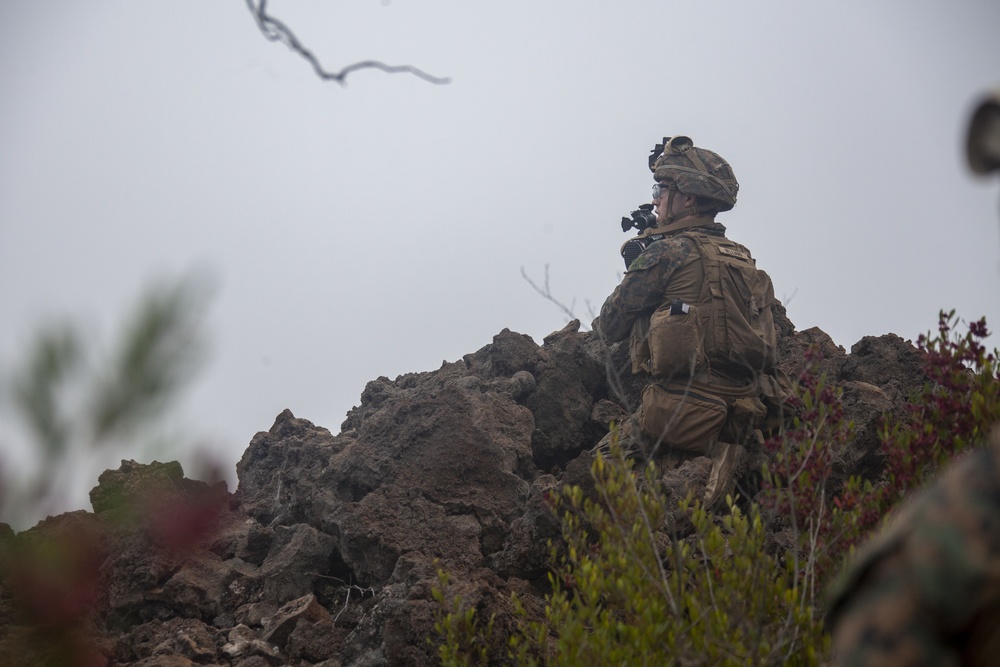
(827, 430), (1000, 667)
(598, 222), (724, 343)
(651, 137), (739, 211)
(592, 413), (643, 457)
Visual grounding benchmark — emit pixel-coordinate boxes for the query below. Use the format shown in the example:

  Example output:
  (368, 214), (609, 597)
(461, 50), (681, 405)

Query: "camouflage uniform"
(596, 137), (782, 507)
(599, 224), (721, 343)
(826, 431), (1000, 666)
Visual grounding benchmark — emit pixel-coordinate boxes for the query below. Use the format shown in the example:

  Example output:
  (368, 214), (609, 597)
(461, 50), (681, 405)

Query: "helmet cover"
(649, 136), (739, 211)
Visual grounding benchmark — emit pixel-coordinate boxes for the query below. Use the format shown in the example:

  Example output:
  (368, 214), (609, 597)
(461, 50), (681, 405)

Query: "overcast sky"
(2, 1), (999, 522)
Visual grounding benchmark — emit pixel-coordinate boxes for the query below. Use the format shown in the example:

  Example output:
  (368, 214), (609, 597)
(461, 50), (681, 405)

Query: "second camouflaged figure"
(826, 87), (1000, 667)
(827, 428), (1000, 666)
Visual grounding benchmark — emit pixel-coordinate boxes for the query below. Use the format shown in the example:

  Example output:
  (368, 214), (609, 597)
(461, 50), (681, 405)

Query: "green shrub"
(502, 437), (829, 667)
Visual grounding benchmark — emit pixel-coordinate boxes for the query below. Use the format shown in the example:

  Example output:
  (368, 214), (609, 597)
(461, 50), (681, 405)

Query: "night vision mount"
(619, 203), (663, 270)
(620, 203), (657, 235)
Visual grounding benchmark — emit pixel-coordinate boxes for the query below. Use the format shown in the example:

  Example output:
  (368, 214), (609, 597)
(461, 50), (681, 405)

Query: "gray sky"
(2, 1), (999, 521)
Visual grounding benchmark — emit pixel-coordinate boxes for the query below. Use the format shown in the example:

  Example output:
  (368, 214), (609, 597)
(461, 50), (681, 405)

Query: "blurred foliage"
(0, 276), (217, 666)
(436, 311), (999, 666)
(0, 276), (211, 528)
(89, 281), (205, 442)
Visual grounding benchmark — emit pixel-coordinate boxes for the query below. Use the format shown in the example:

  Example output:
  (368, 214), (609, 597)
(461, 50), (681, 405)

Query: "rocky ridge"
(0, 309), (927, 666)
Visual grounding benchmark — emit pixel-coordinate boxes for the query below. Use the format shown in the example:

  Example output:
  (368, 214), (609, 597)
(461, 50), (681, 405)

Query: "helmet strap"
(683, 150), (710, 175)
(661, 189), (678, 225)
(662, 189), (713, 225)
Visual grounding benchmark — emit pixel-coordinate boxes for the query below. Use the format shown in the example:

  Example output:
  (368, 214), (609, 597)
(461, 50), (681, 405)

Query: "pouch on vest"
(630, 316), (652, 374)
(647, 300), (707, 379)
(638, 382), (727, 455)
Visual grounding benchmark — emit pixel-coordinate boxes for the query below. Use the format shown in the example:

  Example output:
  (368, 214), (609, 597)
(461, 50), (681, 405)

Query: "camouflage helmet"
(649, 136), (739, 212)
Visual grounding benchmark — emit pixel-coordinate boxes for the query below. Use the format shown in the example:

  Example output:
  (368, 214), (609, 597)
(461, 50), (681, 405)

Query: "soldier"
(596, 136), (785, 508)
(826, 88), (1000, 666)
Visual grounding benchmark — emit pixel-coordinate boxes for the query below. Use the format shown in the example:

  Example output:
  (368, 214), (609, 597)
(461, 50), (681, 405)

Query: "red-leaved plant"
(765, 310), (1000, 584)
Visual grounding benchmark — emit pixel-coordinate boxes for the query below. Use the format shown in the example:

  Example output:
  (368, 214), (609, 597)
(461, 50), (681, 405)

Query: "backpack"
(689, 232), (777, 374)
(644, 232), (777, 380)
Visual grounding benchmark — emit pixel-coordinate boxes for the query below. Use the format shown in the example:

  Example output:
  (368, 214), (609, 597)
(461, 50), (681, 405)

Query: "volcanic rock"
(0, 313), (931, 665)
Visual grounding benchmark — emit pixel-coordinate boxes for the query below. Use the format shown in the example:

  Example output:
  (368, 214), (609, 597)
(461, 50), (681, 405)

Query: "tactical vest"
(632, 231), (777, 381)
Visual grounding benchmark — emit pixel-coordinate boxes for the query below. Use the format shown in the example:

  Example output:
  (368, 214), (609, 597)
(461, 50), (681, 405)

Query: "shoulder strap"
(678, 231), (774, 374)
(679, 232), (728, 353)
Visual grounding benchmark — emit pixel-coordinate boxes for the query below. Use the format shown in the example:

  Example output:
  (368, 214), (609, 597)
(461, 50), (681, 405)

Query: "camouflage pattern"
(598, 223), (725, 343)
(651, 137), (739, 211)
(827, 429), (1000, 667)
(592, 412), (642, 457)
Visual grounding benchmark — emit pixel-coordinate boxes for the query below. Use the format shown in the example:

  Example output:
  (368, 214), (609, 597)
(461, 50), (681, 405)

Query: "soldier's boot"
(704, 441), (745, 509)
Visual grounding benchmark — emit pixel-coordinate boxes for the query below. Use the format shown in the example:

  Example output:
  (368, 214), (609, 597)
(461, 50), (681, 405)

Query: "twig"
(305, 573), (376, 627)
(246, 0), (451, 86)
(520, 264), (579, 324)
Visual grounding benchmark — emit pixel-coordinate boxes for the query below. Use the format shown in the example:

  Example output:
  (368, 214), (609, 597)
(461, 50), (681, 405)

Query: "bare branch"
(520, 264), (579, 324)
(246, 0), (451, 86)
(521, 265), (637, 412)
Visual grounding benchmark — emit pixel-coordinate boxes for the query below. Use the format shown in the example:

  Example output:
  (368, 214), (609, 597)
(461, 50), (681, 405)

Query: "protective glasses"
(652, 182), (676, 200)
